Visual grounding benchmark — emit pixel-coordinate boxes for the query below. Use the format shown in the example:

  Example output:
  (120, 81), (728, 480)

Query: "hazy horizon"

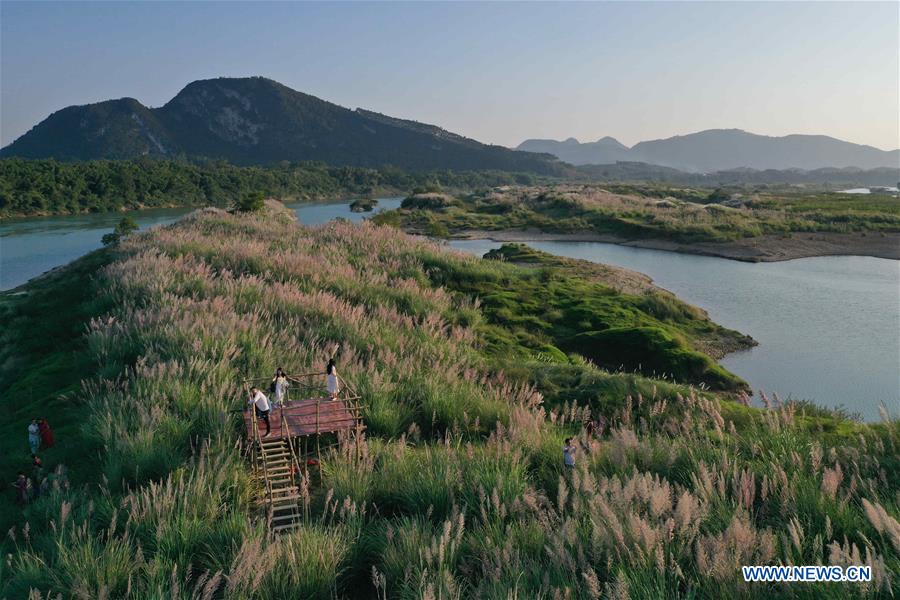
(2, 1), (898, 151)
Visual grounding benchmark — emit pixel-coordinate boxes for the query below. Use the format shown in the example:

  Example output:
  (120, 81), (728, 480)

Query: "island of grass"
(2, 201), (896, 598)
(349, 197), (378, 212)
(373, 185), (900, 261)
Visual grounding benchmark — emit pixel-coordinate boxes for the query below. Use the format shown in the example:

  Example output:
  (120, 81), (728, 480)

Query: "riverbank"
(454, 229), (900, 262)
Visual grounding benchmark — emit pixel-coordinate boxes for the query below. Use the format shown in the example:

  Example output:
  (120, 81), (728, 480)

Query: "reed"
(2, 202), (896, 598)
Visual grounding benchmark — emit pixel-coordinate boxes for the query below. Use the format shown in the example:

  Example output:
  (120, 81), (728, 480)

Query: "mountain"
(517, 129), (899, 171)
(0, 77), (563, 174)
(517, 136), (630, 165)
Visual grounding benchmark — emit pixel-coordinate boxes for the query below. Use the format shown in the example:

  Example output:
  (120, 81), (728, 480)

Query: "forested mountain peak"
(1, 77), (563, 174)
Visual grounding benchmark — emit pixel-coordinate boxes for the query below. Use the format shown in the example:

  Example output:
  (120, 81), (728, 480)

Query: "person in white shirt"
(27, 419), (40, 454)
(247, 386), (271, 436)
(326, 358), (340, 400)
(272, 368), (289, 408)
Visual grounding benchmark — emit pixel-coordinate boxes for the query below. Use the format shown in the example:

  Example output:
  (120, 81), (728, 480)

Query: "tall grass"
(2, 203), (897, 598)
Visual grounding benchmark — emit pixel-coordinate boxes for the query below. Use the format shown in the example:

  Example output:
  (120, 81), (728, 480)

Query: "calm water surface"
(0, 207), (194, 291)
(0, 198), (403, 291)
(288, 196), (403, 225)
(2, 199), (896, 419)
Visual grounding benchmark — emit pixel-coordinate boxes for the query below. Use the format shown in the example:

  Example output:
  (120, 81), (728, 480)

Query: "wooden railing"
(241, 369), (366, 500)
(249, 403), (273, 514)
(279, 407), (307, 522)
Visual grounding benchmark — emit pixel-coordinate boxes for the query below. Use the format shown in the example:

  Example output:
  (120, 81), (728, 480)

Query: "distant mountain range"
(0, 77), (563, 174)
(4, 77), (897, 178)
(518, 129), (899, 172)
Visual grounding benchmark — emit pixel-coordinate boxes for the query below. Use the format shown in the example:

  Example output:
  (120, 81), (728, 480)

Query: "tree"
(706, 188), (731, 203)
(236, 190), (265, 213)
(101, 216), (139, 246)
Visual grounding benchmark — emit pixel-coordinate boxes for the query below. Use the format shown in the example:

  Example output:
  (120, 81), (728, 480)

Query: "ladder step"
(271, 513), (300, 523)
(272, 523), (300, 533)
(271, 482), (297, 488)
(270, 494), (303, 504)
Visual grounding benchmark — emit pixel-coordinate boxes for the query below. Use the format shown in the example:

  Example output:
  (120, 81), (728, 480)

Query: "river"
(2, 197), (897, 420)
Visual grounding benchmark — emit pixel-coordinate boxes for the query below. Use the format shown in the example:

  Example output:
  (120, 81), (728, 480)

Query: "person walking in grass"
(326, 358), (340, 400)
(38, 418), (54, 449)
(271, 368), (289, 408)
(31, 456), (45, 497)
(563, 437), (577, 470)
(27, 419), (40, 455)
(12, 473), (28, 505)
(247, 386), (272, 437)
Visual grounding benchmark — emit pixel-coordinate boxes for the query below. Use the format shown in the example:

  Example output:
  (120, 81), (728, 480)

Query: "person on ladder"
(248, 386), (272, 437)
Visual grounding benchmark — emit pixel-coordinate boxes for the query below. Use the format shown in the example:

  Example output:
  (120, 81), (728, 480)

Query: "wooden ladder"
(256, 436), (303, 534)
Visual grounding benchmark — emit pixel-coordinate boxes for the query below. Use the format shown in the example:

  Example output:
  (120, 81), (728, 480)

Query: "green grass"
(374, 186), (900, 244)
(2, 203), (897, 599)
(0, 249), (114, 533)
(421, 243), (751, 390)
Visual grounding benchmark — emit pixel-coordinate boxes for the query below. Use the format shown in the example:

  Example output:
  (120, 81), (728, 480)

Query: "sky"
(1, 1), (898, 151)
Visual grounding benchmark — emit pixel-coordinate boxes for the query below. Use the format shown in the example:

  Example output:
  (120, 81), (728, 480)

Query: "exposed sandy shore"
(454, 229), (900, 263)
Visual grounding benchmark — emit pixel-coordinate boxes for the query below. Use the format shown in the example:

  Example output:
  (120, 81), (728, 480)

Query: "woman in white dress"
(326, 358), (339, 399)
(272, 367), (289, 408)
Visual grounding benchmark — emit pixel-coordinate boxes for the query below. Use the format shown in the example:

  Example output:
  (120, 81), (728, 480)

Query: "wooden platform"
(244, 397), (358, 440)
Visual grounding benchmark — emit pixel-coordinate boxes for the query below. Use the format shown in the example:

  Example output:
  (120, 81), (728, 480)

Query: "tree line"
(0, 158), (539, 217)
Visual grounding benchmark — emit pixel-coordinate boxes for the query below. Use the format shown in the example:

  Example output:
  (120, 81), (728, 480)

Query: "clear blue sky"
(2, 1), (898, 150)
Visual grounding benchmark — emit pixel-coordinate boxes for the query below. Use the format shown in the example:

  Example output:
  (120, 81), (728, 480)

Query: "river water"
(2, 197), (897, 420)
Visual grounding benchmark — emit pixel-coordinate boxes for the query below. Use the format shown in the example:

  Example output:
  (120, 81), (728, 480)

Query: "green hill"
(0, 77), (564, 174)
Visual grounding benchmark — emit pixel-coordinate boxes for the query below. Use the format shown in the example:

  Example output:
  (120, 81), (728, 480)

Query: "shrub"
(236, 190), (265, 212)
(100, 216), (139, 246)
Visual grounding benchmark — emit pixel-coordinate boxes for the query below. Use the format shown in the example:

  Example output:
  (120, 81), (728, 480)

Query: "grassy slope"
(1, 204), (897, 598)
(373, 186), (900, 243)
(421, 243), (752, 390)
(0, 250), (115, 532)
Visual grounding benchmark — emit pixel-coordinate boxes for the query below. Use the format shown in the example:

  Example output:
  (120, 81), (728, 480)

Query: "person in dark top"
(12, 473), (28, 505)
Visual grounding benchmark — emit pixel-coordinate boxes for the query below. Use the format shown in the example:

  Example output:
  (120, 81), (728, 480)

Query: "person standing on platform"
(272, 368), (289, 408)
(247, 386), (272, 437)
(326, 358), (340, 400)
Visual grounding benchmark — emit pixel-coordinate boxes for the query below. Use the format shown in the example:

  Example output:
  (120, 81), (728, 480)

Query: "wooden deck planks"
(244, 397), (358, 440)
